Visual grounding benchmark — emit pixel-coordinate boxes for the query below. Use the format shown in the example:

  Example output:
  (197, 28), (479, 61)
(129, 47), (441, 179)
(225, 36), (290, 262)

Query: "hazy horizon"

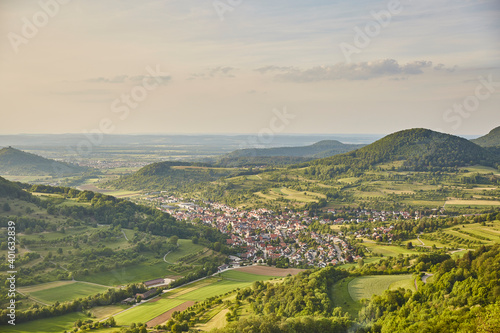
(1, 0), (499, 136)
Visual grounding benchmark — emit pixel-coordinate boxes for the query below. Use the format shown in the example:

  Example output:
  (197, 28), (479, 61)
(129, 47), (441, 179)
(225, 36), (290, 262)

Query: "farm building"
(136, 288), (158, 300)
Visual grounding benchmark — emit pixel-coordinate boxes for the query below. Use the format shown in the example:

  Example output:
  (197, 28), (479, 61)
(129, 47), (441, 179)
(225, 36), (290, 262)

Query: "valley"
(0, 127), (499, 332)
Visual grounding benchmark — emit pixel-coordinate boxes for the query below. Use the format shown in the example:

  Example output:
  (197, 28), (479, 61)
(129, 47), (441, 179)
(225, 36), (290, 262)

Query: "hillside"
(0, 147), (87, 176)
(225, 140), (364, 158)
(472, 126), (500, 147)
(306, 128), (499, 171)
(216, 140), (365, 167)
(107, 161), (241, 191)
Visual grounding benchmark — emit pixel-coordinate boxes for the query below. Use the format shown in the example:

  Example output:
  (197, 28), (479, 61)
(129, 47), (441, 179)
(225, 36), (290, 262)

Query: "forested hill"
(0, 176), (226, 243)
(472, 125), (500, 147)
(0, 146), (87, 175)
(216, 140), (366, 167)
(225, 140), (365, 158)
(107, 161), (241, 191)
(304, 128), (499, 171)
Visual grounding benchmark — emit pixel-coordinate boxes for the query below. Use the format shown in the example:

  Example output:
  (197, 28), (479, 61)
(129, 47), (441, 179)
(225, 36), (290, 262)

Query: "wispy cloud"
(86, 74), (171, 85)
(256, 59), (441, 82)
(188, 66), (237, 79)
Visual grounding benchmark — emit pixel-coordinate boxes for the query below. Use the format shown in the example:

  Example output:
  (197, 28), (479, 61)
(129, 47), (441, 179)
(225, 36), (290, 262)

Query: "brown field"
(146, 301), (195, 327)
(234, 266), (304, 277)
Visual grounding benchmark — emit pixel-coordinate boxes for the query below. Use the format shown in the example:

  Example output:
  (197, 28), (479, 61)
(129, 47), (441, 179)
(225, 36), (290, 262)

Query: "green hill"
(306, 128), (499, 171)
(472, 126), (500, 147)
(108, 161), (241, 191)
(0, 147), (87, 176)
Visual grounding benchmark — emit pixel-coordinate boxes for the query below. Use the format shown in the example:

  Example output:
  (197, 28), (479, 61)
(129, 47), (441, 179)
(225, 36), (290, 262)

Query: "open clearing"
(163, 238), (206, 263)
(331, 277), (362, 318)
(348, 274), (415, 301)
(19, 281), (110, 304)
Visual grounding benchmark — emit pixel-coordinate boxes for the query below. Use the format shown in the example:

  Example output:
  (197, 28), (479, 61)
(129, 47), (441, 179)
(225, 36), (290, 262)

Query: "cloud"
(256, 59), (442, 82)
(189, 66), (237, 80)
(86, 74), (171, 85)
(254, 66), (296, 74)
(434, 63), (458, 72)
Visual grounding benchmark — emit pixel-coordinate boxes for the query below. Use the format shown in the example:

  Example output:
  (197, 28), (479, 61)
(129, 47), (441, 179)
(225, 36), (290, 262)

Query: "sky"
(0, 0), (499, 136)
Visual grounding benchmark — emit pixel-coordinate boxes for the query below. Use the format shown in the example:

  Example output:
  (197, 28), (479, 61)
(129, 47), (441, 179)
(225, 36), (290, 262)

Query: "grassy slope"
(24, 282), (110, 304)
(348, 274), (415, 301)
(163, 238), (207, 263)
(1, 312), (87, 333)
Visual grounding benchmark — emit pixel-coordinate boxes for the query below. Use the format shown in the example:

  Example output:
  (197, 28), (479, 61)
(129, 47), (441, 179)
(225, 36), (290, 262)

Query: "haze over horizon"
(1, 0), (499, 136)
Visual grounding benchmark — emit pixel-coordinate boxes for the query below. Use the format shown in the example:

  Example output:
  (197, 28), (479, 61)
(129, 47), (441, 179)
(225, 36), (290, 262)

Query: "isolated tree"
(169, 235), (179, 246)
(357, 258), (365, 268)
(2, 202), (11, 212)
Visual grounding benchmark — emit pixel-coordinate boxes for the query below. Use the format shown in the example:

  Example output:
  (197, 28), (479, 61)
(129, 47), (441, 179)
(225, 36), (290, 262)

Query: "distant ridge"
(306, 128), (499, 170)
(225, 140), (365, 158)
(472, 126), (500, 147)
(0, 146), (87, 176)
(217, 140), (365, 167)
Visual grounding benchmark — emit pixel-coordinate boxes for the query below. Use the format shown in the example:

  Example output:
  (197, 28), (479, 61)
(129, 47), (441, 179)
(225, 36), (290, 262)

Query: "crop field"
(348, 274), (415, 302)
(254, 187), (324, 203)
(80, 261), (177, 286)
(163, 238), (207, 263)
(445, 199), (500, 206)
(1, 312), (87, 333)
(114, 269), (289, 326)
(422, 221), (500, 249)
(19, 281), (111, 304)
(458, 165), (500, 174)
(362, 242), (418, 257)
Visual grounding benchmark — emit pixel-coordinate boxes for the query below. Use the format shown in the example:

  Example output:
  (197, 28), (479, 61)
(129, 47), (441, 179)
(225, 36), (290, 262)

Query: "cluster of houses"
(137, 193), (424, 267)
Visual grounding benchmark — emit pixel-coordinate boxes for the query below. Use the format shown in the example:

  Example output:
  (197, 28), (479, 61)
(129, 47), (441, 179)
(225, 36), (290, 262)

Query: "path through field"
(146, 301), (195, 327)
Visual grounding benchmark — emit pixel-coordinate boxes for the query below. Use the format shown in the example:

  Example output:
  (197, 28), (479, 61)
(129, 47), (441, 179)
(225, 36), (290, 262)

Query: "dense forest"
(472, 126), (500, 147)
(304, 129), (500, 172)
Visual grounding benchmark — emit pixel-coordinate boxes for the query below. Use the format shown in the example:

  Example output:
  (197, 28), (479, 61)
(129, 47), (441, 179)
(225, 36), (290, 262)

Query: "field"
(19, 281), (111, 304)
(1, 312), (87, 333)
(362, 242), (418, 257)
(163, 238), (207, 263)
(348, 274), (415, 301)
(421, 221), (500, 249)
(254, 187), (326, 204)
(445, 199), (500, 207)
(332, 274), (416, 318)
(113, 268), (297, 326)
(331, 277), (362, 317)
(79, 261), (177, 286)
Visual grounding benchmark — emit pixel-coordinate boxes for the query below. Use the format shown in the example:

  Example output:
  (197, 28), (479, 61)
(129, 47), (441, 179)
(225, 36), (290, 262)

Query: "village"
(137, 193), (421, 268)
